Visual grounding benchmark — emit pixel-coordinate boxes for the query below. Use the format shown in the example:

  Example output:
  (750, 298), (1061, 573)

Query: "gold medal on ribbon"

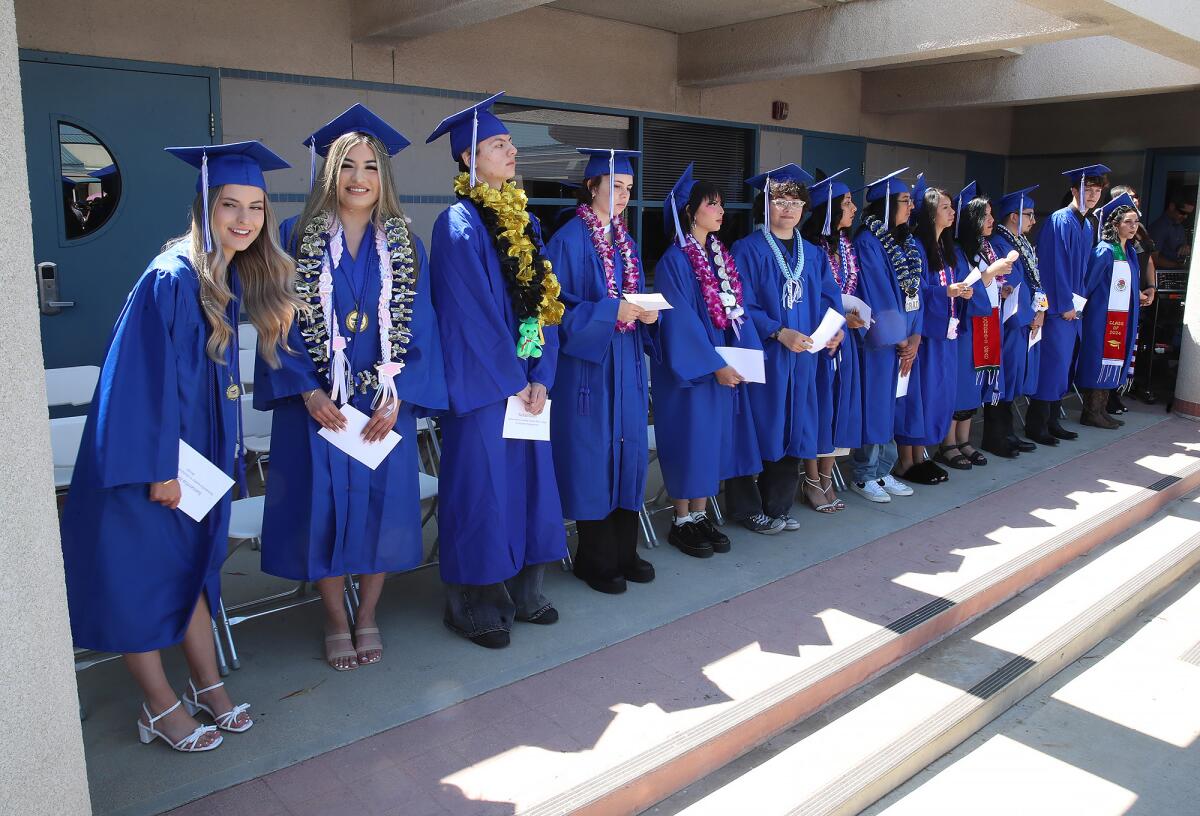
(226, 383), (241, 400)
(346, 310), (369, 333)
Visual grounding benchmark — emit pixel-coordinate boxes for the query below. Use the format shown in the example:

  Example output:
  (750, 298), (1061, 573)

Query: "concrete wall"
(0, 0), (91, 812)
(14, 0), (1013, 156)
(1010, 91), (1200, 155)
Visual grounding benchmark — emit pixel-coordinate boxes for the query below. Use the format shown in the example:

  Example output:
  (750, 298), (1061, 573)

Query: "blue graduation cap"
(1062, 163), (1112, 187)
(808, 168), (852, 235)
(1097, 192), (1138, 235)
(164, 140), (290, 252)
(994, 185), (1039, 233)
(425, 92), (509, 186)
(664, 162), (697, 246)
(909, 173), (928, 226)
(863, 167), (910, 231)
(953, 180), (977, 237)
(578, 148), (641, 220)
(90, 164), (117, 179)
(303, 103), (411, 188)
(578, 148), (640, 179)
(745, 163), (814, 226)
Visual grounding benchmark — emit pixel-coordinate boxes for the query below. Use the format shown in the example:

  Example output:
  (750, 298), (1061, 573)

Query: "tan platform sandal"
(325, 632), (358, 671)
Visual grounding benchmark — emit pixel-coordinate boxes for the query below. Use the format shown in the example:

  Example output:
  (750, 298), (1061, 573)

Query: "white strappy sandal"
(137, 700), (222, 752)
(182, 679), (254, 733)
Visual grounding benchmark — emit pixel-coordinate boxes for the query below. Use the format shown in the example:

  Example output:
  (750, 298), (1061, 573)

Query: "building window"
(59, 122), (120, 239)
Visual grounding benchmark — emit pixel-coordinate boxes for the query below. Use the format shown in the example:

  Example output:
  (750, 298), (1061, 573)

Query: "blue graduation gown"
(852, 229), (921, 445)
(545, 216), (658, 521)
(896, 242), (960, 446)
(733, 229), (839, 461)
(1034, 207), (1090, 400)
(255, 218), (447, 581)
(429, 200), (566, 585)
(649, 243), (762, 499)
(953, 248), (1002, 411)
(60, 249), (238, 653)
(1075, 242), (1140, 389)
(990, 231), (1038, 400)
(813, 238), (864, 452)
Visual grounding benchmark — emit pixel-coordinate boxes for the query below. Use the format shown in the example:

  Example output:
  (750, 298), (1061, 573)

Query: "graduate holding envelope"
(60, 140), (299, 751)
(729, 163), (846, 524)
(255, 104), (447, 671)
(546, 147), (659, 595)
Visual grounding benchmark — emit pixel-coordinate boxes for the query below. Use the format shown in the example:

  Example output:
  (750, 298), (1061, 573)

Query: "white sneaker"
(851, 480), (891, 503)
(877, 475), (914, 497)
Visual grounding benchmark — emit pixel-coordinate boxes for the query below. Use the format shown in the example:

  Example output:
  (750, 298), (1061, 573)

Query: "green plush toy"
(516, 317), (544, 359)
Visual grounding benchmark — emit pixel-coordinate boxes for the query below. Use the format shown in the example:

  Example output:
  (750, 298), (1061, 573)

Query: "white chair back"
(50, 416), (88, 468)
(239, 394), (272, 438)
(237, 322), (258, 351)
(238, 349), (257, 387)
(44, 366), (101, 407)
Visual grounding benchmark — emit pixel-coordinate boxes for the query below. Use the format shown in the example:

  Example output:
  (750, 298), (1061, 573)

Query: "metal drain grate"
(887, 597), (955, 635)
(1148, 475), (1182, 491)
(1181, 641), (1200, 666)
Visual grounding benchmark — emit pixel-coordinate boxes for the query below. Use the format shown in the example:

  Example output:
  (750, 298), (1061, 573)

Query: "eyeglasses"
(771, 200), (805, 212)
(895, 196), (913, 205)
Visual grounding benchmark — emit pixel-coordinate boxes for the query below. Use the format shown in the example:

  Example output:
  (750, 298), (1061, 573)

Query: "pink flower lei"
(824, 232), (860, 296)
(683, 232), (744, 332)
(576, 204), (640, 332)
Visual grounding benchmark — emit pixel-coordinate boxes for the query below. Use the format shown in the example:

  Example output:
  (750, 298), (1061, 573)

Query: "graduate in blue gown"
(949, 188), (1017, 464)
(547, 148), (659, 595)
(1076, 193), (1142, 428)
(802, 169), (866, 510)
(60, 142), (297, 751)
(255, 105), (447, 671)
(901, 183), (971, 480)
(1027, 164), (1111, 444)
(990, 186), (1046, 451)
(426, 93), (567, 649)
(849, 169), (921, 500)
(651, 163), (761, 558)
(728, 164), (845, 525)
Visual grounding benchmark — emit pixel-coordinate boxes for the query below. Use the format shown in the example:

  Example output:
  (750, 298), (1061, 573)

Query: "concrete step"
(660, 493), (1200, 816)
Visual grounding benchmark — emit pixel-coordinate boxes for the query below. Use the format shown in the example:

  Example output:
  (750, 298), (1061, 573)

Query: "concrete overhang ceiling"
(351, 0), (1200, 111)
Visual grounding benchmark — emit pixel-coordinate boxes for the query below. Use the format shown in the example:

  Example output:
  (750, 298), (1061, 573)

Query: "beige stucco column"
(0, 0), (91, 812)
(1171, 220), (1200, 418)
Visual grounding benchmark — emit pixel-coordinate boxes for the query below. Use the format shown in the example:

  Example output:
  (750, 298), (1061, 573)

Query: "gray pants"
(443, 563), (552, 639)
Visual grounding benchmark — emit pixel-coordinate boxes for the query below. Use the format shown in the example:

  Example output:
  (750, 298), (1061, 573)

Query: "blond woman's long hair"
(167, 186), (301, 368)
(291, 132), (416, 278)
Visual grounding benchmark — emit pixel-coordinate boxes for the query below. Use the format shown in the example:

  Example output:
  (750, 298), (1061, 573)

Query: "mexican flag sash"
(1101, 246), (1133, 381)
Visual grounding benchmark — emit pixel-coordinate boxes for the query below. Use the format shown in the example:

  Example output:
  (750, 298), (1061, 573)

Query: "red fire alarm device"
(772, 101), (789, 121)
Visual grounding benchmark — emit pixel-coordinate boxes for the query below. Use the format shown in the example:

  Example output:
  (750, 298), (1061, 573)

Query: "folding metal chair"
(44, 365), (100, 408)
(50, 416), (87, 494)
(238, 394), (272, 483)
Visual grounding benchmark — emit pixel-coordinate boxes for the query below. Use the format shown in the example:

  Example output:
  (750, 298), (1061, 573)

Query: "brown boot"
(1080, 389), (1120, 429)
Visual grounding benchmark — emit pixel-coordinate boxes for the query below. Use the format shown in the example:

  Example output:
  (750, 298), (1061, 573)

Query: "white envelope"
(318, 404), (402, 470)
(1072, 293), (1088, 313)
(715, 346), (766, 383)
(176, 440), (235, 522)
(623, 292), (673, 311)
(841, 294), (873, 327)
(503, 396), (552, 441)
(806, 308), (847, 354)
(896, 370), (911, 398)
(1002, 282), (1021, 323)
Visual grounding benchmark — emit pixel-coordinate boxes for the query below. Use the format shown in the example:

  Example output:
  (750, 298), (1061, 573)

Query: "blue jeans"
(851, 441), (898, 484)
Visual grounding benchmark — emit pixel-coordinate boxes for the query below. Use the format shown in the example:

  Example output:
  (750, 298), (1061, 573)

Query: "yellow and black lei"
(454, 172), (564, 358)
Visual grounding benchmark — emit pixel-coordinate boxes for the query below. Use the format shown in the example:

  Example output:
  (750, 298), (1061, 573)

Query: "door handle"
(47, 301), (75, 308)
(36, 261), (73, 315)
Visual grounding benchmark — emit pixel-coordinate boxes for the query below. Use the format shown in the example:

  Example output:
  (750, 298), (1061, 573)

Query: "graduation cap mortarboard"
(425, 92), (509, 187)
(808, 168), (852, 235)
(664, 162), (697, 246)
(863, 167), (910, 231)
(954, 180), (977, 238)
(1097, 192), (1138, 229)
(303, 103), (411, 188)
(994, 184), (1039, 233)
(164, 140), (290, 253)
(745, 163), (815, 227)
(577, 148), (641, 220)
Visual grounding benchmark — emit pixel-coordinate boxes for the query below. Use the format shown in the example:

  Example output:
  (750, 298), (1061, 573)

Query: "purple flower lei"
(577, 204), (640, 332)
(683, 233), (744, 331)
(824, 232), (860, 296)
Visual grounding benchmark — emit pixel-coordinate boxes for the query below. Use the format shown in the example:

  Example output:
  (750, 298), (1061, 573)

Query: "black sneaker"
(694, 513), (731, 553)
(668, 521), (714, 558)
(740, 513), (786, 535)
